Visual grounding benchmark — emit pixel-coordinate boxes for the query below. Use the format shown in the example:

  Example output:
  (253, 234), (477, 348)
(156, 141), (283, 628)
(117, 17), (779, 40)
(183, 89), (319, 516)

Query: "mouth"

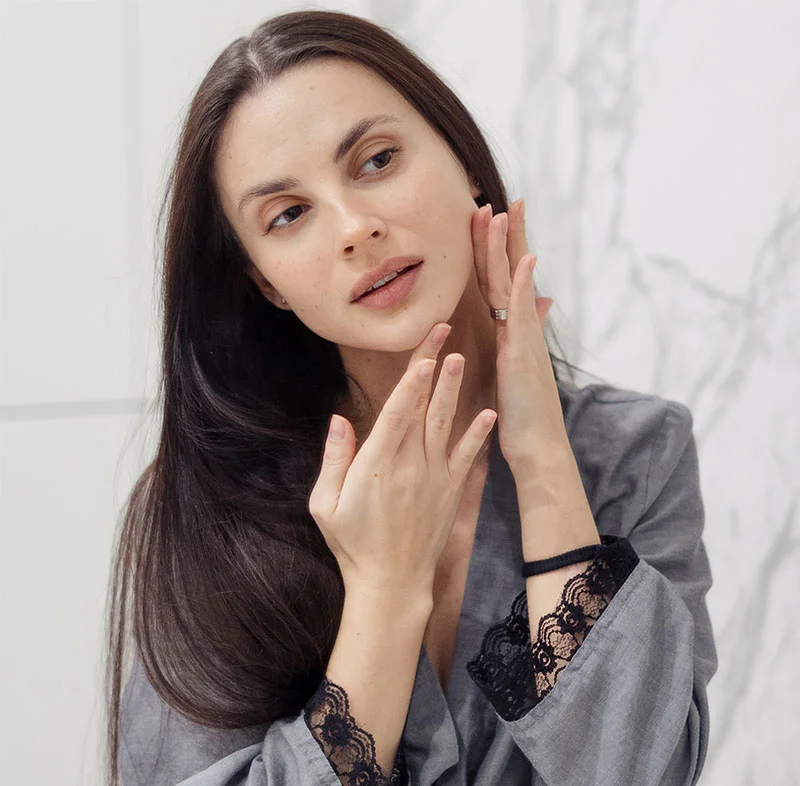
(351, 256), (424, 302)
(353, 262), (424, 309)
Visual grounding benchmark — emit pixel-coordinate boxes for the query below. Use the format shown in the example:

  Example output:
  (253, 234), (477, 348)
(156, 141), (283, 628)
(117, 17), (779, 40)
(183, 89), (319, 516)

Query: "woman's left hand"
(470, 199), (572, 477)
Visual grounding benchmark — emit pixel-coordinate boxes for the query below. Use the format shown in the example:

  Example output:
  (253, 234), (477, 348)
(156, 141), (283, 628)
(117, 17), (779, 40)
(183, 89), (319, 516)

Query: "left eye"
(263, 147), (400, 234)
(360, 146), (398, 174)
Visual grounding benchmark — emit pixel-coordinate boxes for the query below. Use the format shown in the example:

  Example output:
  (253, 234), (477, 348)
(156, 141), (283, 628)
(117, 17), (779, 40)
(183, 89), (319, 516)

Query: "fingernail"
(433, 324), (450, 345)
(520, 199), (526, 220)
(329, 415), (345, 440)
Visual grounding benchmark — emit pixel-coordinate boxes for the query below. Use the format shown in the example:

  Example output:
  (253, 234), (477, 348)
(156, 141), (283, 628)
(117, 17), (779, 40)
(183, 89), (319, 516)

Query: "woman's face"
(214, 58), (482, 353)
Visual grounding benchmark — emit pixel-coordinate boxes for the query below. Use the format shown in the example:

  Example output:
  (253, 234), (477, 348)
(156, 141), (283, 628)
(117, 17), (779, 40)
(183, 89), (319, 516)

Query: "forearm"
(513, 448), (601, 637)
(324, 586), (433, 776)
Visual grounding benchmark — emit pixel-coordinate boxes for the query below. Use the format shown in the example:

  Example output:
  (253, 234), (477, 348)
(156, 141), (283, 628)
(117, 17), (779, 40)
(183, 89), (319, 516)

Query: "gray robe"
(119, 377), (717, 785)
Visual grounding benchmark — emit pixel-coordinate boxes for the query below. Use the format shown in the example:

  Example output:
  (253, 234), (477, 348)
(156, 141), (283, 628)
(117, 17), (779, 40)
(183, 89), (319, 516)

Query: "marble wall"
(1, 1), (797, 783)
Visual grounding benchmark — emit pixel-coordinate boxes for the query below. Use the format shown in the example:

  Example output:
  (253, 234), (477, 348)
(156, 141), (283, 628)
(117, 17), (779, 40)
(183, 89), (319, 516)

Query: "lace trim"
(466, 534), (639, 721)
(303, 677), (409, 785)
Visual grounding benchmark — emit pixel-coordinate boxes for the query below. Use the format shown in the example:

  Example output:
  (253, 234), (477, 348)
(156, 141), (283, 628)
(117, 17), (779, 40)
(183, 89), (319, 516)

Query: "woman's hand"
(471, 200), (571, 476)
(308, 324), (497, 601)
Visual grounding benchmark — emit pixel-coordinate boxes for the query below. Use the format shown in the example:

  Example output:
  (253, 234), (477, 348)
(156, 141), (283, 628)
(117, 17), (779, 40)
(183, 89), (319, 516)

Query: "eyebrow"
(236, 113), (403, 216)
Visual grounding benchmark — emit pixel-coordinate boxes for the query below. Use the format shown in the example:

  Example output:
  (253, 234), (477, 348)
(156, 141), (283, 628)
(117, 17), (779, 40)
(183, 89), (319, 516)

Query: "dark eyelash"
(262, 146), (400, 235)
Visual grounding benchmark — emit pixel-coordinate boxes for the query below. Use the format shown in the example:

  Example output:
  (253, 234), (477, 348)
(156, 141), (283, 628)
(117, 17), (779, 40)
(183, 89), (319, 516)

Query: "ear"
(247, 264), (290, 310)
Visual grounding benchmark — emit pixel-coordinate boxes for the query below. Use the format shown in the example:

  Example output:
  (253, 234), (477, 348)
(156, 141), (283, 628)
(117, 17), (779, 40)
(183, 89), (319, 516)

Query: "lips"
(354, 262), (424, 309)
(350, 256), (424, 302)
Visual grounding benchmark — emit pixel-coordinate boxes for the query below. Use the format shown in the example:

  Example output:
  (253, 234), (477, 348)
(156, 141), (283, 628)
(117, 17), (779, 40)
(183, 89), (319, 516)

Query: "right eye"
(263, 204), (307, 235)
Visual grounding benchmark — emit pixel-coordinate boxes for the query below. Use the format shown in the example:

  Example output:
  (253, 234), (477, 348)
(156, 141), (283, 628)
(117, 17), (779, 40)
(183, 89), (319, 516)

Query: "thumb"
(311, 414), (356, 518)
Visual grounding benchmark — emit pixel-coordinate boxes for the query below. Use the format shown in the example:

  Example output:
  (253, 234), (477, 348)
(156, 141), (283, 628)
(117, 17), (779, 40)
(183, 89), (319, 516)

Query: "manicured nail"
(329, 415), (345, 440)
(433, 324), (450, 345)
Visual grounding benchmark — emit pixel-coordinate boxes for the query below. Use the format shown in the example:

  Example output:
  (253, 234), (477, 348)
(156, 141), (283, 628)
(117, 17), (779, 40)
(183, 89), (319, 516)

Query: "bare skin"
(213, 57), (500, 474)
(212, 58), (504, 689)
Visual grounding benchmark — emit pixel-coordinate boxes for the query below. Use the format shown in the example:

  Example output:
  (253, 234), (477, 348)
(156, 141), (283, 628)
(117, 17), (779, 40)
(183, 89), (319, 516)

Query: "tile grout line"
(0, 398), (152, 422)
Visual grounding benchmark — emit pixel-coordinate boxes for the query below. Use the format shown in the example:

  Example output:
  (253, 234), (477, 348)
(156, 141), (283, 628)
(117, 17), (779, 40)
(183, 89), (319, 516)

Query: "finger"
(402, 324), (451, 446)
(448, 408), (498, 484)
(506, 198), (530, 281)
(402, 356), (439, 450)
(472, 204), (492, 295)
(509, 253), (536, 331)
(372, 321), (449, 458)
(369, 357), (438, 460)
(309, 414), (357, 520)
(408, 321), (451, 369)
(487, 212), (513, 309)
(423, 352), (465, 464)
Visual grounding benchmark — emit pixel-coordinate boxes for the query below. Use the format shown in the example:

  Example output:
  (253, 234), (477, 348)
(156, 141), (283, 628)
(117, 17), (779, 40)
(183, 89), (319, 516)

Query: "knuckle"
(323, 450), (348, 467)
(428, 410), (450, 432)
(394, 464), (418, 488)
(385, 409), (407, 432)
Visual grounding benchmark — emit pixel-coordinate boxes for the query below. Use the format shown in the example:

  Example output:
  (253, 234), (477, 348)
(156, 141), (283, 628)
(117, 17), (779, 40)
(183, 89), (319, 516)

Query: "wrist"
(344, 582), (434, 626)
(512, 449), (601, 563)
(508, 441), (577, 485)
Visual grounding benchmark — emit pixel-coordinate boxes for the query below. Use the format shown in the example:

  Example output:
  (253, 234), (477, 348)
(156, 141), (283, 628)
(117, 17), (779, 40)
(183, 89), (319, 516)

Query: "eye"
(264, 204), (306, 234)
(262, 146), (401, 235)
(360, 146), (399, 175)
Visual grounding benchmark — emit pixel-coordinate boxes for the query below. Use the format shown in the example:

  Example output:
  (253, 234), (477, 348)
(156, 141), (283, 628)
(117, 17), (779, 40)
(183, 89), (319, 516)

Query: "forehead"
(214, 59), (420, 199)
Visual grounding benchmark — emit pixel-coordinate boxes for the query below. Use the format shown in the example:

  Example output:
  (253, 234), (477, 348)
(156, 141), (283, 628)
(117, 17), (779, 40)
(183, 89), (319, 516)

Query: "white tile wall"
(1, 413), (147, 785)
(1, 0), (133, 406)
(1, 1), (797, 783)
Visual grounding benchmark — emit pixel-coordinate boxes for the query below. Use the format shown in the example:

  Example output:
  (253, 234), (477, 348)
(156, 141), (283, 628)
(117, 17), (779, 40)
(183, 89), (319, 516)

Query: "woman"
(108, 10), (717, 786)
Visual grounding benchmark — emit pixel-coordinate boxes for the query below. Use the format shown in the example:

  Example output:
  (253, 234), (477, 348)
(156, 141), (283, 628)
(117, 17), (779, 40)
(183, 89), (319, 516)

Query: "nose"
(334, 200), (387, 255)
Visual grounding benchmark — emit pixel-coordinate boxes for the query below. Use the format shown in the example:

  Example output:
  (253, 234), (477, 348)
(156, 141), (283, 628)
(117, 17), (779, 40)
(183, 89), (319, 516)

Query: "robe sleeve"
(119, 657), (407, 786)
(465, 400), (718, 786)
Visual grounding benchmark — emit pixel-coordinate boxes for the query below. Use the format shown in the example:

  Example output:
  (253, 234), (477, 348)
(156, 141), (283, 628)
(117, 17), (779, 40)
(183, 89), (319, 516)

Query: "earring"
(280, 297), (286, 305)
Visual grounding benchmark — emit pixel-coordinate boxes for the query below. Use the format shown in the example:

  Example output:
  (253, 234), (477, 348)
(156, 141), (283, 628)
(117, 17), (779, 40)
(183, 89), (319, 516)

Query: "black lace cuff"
(466, 535), (639, 722)
(303, 677), (409, 785)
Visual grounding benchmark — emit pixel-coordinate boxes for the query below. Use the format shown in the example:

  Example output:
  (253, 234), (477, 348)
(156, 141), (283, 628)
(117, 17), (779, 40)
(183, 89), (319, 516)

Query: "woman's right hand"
(308, 323), (497, 601)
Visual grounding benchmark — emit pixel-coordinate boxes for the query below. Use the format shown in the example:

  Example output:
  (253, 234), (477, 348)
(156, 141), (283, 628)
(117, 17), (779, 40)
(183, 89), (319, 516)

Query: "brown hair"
(105, 9), (582, 785)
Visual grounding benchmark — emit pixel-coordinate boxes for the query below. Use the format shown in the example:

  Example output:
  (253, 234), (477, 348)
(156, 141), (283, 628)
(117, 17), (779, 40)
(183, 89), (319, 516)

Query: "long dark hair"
(105, 9), (585, 785)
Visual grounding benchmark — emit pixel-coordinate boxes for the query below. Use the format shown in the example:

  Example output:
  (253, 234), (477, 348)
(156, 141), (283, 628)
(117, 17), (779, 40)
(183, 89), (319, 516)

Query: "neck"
(337, 272), (498, 458)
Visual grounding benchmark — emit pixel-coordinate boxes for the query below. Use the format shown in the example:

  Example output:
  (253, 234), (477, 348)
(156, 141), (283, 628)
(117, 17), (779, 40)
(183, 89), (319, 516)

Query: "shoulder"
(556, 377), (696, 533)
(557, 377), (694, 455)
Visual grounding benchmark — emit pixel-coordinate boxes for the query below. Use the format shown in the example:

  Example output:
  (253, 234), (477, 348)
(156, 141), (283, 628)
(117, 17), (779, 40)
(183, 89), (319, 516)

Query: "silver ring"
(490, 307), (508, 321)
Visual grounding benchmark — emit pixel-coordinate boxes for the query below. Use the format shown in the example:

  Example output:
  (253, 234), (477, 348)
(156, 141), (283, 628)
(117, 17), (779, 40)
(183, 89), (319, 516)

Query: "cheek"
(252, 256), (322, 303)
(416, 162), (473, 222)
(399, 180), (467, 238)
